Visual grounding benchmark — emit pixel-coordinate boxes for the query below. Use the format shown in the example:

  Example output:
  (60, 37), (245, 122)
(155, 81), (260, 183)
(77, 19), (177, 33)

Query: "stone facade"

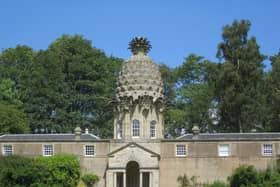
(113, 38), (164, 141)
(160, 140), (279, 186)
(1, 37), (280, 187)
(1, 137), (280, 187)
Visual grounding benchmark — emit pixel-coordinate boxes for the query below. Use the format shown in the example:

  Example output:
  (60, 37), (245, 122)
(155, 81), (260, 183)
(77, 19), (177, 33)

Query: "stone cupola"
(114, 37), (164, 140)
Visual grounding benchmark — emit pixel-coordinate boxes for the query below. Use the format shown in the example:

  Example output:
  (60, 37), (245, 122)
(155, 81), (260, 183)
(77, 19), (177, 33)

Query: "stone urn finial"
(74, 126), (82, 140)
(192, 125), (200, 135)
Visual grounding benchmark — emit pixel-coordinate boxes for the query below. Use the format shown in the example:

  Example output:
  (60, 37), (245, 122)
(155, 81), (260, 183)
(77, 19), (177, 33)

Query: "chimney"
(85, 128), (89, 134)
(192, 125), (200, 138)
(74, 126), (82, 140)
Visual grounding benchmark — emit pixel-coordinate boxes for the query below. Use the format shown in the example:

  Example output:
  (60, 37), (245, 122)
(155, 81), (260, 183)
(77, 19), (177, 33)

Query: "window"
(176, 144), (187, 156)
(132, 119), (140, 137)
(117, 122), (123, 139)
(43, 144), (54, 156)
(84, 145), (95, 156)
(2, 144), (13, 156)
(150, 121), (156, 138)
(218, 144), (230, 157)
(263, 144), (273, 156)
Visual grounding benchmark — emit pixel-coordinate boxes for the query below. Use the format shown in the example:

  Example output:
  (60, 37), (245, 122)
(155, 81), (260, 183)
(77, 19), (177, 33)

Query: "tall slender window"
(117, 122), (123, 139)
(132, 119), (140, 137)
(150, 120), (156, 138)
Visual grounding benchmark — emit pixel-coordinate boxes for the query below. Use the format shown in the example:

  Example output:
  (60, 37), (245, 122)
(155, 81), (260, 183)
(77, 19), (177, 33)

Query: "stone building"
(1, 37), (280, 187)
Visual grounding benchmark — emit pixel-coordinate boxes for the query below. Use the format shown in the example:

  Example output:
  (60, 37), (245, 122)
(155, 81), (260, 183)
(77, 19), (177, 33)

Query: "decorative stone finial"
(192, 125), (200, 135)
(128, 36), (152, 55)
(74, 126), (81, 137)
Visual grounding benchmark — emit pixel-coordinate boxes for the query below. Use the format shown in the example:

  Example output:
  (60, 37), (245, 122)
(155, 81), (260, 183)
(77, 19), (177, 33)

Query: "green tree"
(0, 155), (80, 187)
(215, 20), (266, 132)
(0, 45), (35, 85)
(0, 45), (34, 134)
(36, 154), (80, 187)
(20, 35), (122, 136)
(159, 64), (180, 136)
(159, 63), (177, 108)
(0, 79), (21, 105)
(0, 155), (47, 187)
(47, 35), (122, 136)
(0, 103), (29, 134)
(20, 50), (70, 133)
(175, 54), (216, 133)
(81, 174), (99, 187)
(258, 168), (280, 187)
(266, 51), (280, 131)
(177, 174), (190, 187)
(0, 79), (29, 134)
(228, 165), (259, 187)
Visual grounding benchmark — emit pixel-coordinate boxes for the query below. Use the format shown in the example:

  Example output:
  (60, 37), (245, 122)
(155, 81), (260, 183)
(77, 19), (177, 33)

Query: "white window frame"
(84, 144), (95, 157)
(132, 119), (140, 137)
(262, 143), (273, 157)
(150, 120), (156, 138)
(42, 144), (54, 156)
(176, 144), (187, 157)
(218, 144), (230, 157)
(2, 144), (13, 156)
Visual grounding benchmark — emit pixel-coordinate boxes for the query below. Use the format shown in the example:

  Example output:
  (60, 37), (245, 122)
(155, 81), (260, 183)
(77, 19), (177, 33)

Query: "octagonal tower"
(114, 37), (164, 140)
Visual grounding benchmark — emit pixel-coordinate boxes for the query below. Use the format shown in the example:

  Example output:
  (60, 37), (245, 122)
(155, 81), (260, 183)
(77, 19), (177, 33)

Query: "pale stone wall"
(2, 140), (280, 187)
(0, 141), (162, 187)
(0, 142), (110, 187)
(160, 141), (280, 187)
(114, 104), (164, 141)
(80, 142), (109, 187)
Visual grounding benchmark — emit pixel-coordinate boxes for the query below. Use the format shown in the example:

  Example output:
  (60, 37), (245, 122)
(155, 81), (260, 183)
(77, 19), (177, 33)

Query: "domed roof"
(115, 37), (164, 102)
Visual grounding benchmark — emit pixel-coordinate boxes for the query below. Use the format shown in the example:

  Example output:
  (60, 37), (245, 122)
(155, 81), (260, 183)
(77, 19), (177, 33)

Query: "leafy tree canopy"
(0, 45), (35, 84)
(17, 35), (123, 136)
(0, 155), (81, 187)
(0, 20), (279, 136)
(215, 19), (266, 132)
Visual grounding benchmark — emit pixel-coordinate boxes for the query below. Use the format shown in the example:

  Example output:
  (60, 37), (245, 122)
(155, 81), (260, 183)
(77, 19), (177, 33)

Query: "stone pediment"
(108, 142), (160, 169)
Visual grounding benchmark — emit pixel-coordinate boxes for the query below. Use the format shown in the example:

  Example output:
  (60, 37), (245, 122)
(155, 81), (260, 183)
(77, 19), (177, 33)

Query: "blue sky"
(1, 0), (279, 69)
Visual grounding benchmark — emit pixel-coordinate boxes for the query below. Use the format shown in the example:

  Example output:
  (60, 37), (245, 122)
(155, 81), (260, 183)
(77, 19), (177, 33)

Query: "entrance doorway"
(124, 161), (151, 187)
(126, 161), (140, 187)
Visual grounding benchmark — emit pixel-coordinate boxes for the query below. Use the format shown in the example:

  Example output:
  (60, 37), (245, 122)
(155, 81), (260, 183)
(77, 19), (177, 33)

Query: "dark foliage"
(0, 20), (279, 136)
(0, 155), (80, 187)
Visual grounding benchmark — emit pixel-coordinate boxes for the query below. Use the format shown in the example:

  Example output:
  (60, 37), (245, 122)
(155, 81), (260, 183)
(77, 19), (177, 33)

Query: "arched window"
(132, 119), (140, 137)
(150, 120), (156, 138)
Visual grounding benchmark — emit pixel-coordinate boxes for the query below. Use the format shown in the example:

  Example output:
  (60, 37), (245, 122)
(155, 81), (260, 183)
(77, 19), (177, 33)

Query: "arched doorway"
(126, 161), (140, 187)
